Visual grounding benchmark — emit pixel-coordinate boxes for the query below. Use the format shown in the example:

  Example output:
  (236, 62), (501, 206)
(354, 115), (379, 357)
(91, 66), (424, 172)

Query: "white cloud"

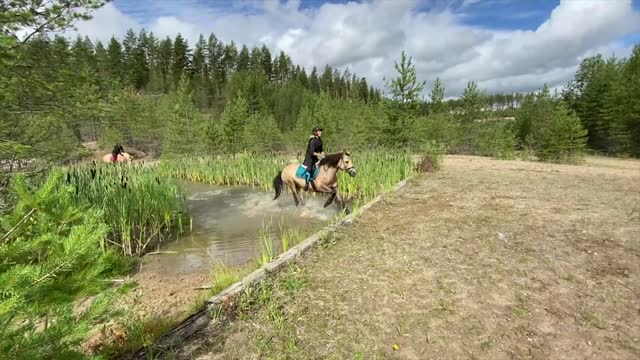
(66, 0), (640, 98)
(70, 3), (140, 43)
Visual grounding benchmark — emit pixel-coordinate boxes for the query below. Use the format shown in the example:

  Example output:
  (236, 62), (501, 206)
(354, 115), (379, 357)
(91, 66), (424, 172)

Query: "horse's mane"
(318, 152), (347, 167)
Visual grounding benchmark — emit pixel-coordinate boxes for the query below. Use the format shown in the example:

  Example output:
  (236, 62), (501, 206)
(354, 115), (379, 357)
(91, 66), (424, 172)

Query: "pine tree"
(244, 113), (283, 153)
(121, 29), (137, 86)
(429, 77), (446, 114)
(623, 45), (640, 156)
(236, 45), (250, 72)
(460, 80), (485, 124)
(260, 45), (273, 80)
(156, 37), (173, 93)
(204, 114), (224, 154)
(94, 41), (110, 86)
(517, 85), (587, 162)
(320, 65), (333, 94)
(381, 50), (426, 148)
(294, 105), (316, 148)
(221, 93), (250, 154)
(384, 50), (425, 106)
(223, 41), (238, 76)
(358, 77), (369, 103)
(130, 29), (149, 89)
(107, 37), (124, 82)
(296, 66), (309, 88)
(161, 76), (208, 158)
(0, 169), (127, 359)
(207, 34), (225, 97)
(309, 66), (320, 93)
(249, 46), (262, 72)
(192, 34), (209, 109)
(172, 34), (191, 87)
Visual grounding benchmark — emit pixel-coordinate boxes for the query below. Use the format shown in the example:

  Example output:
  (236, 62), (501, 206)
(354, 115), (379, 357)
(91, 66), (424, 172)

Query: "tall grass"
(60, 163), (188, 256)
(278, 217), (303, 253)
(160, 153), (289, 191)
(161, 150), (414, 203)
(259, 218), (275, 266)
(337, 149), (414, 203)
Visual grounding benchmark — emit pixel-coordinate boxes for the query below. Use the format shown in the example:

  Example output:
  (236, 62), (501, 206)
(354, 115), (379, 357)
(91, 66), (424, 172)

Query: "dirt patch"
(177, 155), (640, 359)
(117, 257), (213, 320)
(80, 256), (214, 356)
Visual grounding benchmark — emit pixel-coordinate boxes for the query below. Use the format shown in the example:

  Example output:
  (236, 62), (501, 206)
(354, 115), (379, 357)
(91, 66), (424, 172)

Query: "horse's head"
(338, 150), (356, 177)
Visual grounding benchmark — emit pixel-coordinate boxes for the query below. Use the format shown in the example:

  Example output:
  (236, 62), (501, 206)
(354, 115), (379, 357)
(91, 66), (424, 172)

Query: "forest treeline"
(2, 28), (640, 171)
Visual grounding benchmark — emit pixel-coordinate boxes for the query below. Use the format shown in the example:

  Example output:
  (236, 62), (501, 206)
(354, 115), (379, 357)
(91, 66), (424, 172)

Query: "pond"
(154, 181), (338, 274)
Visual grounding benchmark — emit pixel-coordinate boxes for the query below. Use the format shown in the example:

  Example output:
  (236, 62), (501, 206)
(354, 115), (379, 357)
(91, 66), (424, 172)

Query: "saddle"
(295, 165), (319, 181)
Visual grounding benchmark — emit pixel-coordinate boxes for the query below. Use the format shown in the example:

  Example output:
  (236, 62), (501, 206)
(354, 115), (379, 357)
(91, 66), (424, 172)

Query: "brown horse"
(102, 152), (132, 164)
(273, 151), (356, 212)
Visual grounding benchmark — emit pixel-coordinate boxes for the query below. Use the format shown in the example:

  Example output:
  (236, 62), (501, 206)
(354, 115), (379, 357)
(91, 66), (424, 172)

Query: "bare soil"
(176, 155), (640, 359)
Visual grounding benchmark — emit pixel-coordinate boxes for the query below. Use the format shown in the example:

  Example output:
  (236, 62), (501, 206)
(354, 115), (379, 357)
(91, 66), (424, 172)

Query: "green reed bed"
(161, 150), (413, 204)
(62, 163), (188, 256)
(337, 149), (414, 205)
(160, 153), (289, 191)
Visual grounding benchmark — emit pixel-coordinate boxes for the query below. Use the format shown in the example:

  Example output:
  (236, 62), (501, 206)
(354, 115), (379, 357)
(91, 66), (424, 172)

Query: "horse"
(272, 151), (356, 212)
(102, 152), (132, 164)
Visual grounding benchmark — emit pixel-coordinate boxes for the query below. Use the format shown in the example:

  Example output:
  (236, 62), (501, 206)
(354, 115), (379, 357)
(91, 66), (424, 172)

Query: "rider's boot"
(304, 172), (311, 191)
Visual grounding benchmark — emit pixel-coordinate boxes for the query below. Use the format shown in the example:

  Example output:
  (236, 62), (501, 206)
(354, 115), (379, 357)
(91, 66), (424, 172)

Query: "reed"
(159, 153), (288, 191)
(160, 150), (414, 203)
(259, 218), (275, 266)
(60, 163), (188, 256)
(337, 149), (414, 203)
(278, 217), (303, 253)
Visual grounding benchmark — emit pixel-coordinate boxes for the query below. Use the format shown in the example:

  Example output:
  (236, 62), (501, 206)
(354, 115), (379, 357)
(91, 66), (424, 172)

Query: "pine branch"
(1, 207), (37, 243)
(29, 261), (69, 287)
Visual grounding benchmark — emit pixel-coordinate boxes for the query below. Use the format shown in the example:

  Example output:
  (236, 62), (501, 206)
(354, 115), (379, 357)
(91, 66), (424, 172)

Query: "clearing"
(175, 155), (640, 359)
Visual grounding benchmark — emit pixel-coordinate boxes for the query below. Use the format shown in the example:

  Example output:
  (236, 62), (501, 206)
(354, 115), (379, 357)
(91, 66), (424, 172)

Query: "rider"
(303, 126), (325, 190)
(111, 143), (124, 163)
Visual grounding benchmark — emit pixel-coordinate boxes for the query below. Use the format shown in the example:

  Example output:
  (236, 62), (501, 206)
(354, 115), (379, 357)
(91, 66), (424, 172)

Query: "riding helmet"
(312, 126), (323, 133)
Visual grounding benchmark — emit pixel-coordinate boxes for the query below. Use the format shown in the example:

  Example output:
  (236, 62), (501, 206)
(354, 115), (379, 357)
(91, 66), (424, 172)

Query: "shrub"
(0, 170), (129, 359)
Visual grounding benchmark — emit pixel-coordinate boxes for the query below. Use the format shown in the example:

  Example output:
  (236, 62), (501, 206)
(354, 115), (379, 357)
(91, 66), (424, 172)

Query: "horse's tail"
(273, 171), (283, 200)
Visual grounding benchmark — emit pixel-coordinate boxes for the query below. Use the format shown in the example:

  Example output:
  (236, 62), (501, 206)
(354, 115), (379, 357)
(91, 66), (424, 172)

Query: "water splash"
(187, 189), (227, 201)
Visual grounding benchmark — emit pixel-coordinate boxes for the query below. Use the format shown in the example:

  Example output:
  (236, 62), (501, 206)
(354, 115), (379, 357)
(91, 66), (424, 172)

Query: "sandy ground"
(173, 155), (640, 359)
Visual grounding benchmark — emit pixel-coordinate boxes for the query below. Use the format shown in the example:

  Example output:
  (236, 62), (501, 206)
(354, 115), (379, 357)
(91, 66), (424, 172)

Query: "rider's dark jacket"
(303, 136), (323, 169)
(112, 144), (123, 157)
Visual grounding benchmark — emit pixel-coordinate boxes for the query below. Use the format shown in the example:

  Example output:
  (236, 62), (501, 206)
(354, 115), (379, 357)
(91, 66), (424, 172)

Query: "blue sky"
(113, 0), (640, 32)
(76, 0), (640, 97)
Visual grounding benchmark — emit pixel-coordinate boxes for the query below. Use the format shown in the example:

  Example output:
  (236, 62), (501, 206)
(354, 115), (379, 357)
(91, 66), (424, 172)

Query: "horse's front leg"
(323, 187), (337, 208)
(333, 189), (350, 214)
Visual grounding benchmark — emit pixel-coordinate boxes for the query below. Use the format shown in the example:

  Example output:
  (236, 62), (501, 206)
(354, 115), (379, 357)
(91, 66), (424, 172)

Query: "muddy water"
(155, 181), (337, 274)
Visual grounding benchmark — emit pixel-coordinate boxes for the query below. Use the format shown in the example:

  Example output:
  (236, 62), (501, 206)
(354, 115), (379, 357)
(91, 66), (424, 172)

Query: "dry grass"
(176, 155), (640, 360)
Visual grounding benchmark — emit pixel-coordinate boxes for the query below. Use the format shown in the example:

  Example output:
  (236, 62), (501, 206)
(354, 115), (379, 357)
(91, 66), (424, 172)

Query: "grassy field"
(174, 155), (640, 359)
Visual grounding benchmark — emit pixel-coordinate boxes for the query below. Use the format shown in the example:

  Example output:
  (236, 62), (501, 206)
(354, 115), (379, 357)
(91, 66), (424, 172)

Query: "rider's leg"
(302, 159), (313, 191)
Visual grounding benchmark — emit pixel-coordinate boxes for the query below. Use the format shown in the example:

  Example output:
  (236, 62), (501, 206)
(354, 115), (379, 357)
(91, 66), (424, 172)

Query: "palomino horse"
(102, 152), (132, 164)
(273, 151), (356, 212)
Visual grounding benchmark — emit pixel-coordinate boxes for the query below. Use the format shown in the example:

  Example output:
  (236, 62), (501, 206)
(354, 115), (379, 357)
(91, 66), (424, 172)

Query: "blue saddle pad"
(295, 165), (319, 180)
